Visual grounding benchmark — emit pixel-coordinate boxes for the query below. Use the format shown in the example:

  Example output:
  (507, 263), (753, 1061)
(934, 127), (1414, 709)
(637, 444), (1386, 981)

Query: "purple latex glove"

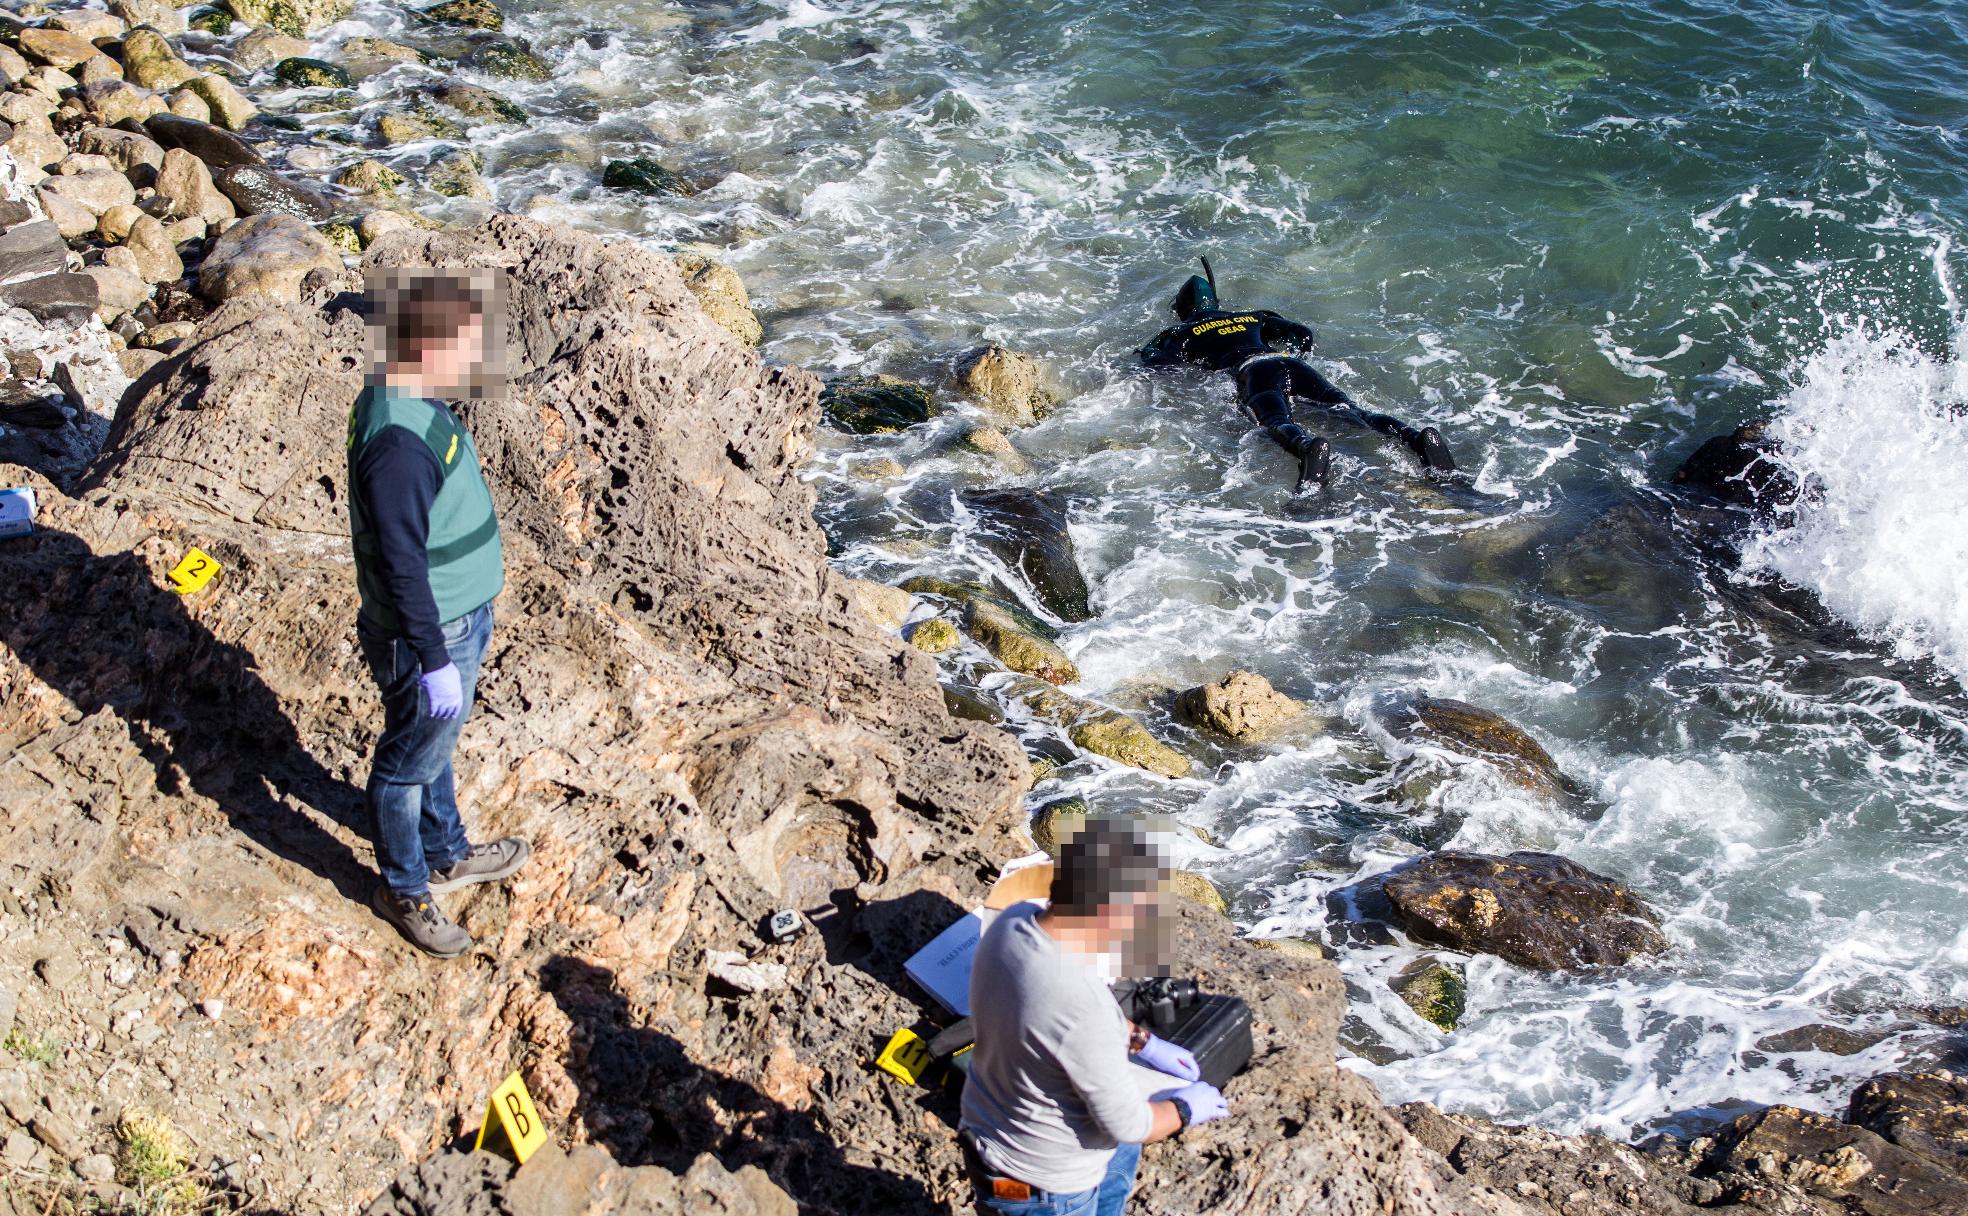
(1133, 1033), (1201, 1081)
(422, 662), (463, 720)
(1156, 1080), (1229, 1127)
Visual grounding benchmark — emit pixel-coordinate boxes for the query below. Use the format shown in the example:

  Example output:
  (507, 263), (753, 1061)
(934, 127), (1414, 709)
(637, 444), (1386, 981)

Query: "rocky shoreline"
(0, 2), (1960, 1215)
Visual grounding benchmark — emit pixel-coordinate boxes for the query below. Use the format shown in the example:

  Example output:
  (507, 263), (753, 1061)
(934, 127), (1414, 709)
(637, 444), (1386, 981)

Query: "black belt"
(958, 1131), (1044, 1204)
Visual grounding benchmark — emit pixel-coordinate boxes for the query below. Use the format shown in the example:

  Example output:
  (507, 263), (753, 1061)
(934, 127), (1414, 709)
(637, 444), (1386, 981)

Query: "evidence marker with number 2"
(167, 547), (222, 594)
(474, 1071), (548, 1164)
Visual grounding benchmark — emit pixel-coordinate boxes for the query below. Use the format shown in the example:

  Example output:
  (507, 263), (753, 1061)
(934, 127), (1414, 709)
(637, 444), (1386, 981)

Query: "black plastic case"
(1156, 994), (1253, 1089)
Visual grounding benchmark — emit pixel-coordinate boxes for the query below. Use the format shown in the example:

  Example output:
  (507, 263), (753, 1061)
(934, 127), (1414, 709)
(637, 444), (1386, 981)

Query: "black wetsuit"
(1138, 303), (1455, 487)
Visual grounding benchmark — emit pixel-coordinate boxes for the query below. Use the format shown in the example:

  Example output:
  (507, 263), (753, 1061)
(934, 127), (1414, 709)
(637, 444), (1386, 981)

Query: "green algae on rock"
(601, 157), (694, 197)
(1391, 957), (1466, 1032)
(820, 374), (935, 434)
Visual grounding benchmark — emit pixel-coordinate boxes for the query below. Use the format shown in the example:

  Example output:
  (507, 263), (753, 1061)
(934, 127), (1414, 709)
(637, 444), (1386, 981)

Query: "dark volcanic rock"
(212, 164), (341, 221)
(0, 220), (72, 282)
(1673, 419), (1798, 511)
(143, 113), (266, 169)
(1848, 1071), (1968, 1164)
(1754, 1023), (1898, 1057)
(819, 373), (934, 434)
(601, 156), (694, 197)
(0, 273), (99, 323)
(1693, 1104), (1968, 1214)
(1380, 850), (1667, 971)
(957, 486), (1091, 622)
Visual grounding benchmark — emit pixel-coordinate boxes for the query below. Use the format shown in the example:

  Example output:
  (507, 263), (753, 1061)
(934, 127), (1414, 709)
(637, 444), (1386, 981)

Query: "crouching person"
(959, 818), (1231, 1215)
(348, 269), (530, 958)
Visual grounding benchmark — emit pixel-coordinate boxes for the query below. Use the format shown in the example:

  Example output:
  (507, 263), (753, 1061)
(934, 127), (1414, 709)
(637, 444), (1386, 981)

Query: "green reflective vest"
(346, 383), (503, 630)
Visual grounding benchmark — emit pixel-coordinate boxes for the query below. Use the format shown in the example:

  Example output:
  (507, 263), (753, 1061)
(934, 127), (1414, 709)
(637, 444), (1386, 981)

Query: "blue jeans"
(357, 602), (492, 897)
(975, 1142), (1141, 1216)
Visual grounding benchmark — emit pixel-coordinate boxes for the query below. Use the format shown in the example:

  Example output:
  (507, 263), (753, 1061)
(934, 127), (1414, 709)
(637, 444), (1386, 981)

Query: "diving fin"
(1296, 437), (1332, 491)
(1410, 427), (1456, 477)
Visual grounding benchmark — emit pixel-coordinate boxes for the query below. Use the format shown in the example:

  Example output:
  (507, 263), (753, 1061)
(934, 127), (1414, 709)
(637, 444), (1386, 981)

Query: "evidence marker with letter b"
(475, 1071), (548, 1164)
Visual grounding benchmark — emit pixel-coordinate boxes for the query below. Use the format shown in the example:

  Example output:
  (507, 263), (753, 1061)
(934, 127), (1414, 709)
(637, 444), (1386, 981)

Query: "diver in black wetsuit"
(1137, 260), (1457, 489)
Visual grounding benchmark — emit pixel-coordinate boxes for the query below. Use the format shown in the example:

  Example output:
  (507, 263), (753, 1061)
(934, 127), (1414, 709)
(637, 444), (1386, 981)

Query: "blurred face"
(1091, 889), (1160, 950)
(417, 315), (484, 389)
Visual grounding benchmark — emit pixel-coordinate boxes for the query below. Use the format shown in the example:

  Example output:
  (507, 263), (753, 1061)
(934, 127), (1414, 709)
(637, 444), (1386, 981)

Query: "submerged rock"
(1390, 957), (1466, 1032)
(1380, 850), (1667, 971)
(941, 682), (1005, 725)
(820, 374), (935, 434)
(601, 156), (693, 197)
(900, 575), (1056, 640)
(963, 598), (1078, 685)
(1390, 697), (1575, 804)
(460, 36), (550, 80)
(274, 58), (353, 89)
(958, 488), (1091, 623)
(1175, 671), (1311, 743)
(906, 617), (958, 654)
(427, 79), (527, 125)
(954, 343), (1055, 428)
(425, 147), (489, 200)
(1029, 795), (1088, 853)
(957, 424), (1031, 474)
(1673, 419), (1797, 512)
(998, 675), (1192, 779)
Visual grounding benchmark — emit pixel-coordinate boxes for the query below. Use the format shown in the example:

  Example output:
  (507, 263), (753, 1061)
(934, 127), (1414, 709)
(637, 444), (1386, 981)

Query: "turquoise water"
(324, 0), (1968, 1136)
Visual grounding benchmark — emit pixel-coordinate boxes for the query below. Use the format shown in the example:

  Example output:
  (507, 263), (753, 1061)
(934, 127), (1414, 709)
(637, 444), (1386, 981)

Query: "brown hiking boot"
(427, 836), (531, 895)
(371, 887), (472, 959)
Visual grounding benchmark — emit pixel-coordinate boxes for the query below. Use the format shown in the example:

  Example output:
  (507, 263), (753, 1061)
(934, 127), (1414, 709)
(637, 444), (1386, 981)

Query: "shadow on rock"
(0, 524), (373, 904)
(541, 955), (953, 1216)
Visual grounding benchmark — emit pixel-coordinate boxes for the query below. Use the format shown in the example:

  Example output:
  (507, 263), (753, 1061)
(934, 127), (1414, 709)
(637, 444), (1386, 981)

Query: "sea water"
(317, 0), (1968, 1139)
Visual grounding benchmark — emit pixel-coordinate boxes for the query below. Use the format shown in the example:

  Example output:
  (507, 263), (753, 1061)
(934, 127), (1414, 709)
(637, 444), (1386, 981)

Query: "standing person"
(347, 271), (529, 958)
(959, 818), (1231, 1215)
(1138, 258), (1458, 490)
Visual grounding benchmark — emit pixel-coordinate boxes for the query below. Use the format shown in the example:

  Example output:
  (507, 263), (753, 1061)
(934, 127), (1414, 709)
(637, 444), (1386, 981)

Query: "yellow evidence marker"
(474, 1071), (548, 1165)
(875, 1028), (934, 1086)
(167, 548), (222, 594)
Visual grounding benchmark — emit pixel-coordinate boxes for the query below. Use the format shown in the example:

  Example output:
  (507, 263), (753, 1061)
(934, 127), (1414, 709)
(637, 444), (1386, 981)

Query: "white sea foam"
(1742, 325), (1968, 684)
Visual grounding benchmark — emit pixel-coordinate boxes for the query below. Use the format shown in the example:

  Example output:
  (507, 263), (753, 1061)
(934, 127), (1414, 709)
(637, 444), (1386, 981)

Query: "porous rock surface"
(0, 215), (1529, 1215)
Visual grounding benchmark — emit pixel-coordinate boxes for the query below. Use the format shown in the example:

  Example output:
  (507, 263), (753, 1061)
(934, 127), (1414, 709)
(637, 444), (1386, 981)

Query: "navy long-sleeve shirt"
(352, 427), (451, 671)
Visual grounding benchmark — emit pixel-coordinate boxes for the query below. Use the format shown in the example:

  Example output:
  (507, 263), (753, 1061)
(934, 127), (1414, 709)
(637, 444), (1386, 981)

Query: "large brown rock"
(16, 28), (100, 71)
(672, 252), (762, 347)
(1176, 670), (1310, 743)
(954, 343), (1055, 427)
(1380, 850), (1668, 970)
(197, 211), (344, 303)
(1687, 1104), (1968, 1215)
(1848, 1071), (1968, 1163)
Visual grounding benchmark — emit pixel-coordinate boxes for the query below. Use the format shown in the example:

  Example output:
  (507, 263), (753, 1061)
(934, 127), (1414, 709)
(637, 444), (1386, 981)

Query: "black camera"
(1112, 977), (1252, 1089)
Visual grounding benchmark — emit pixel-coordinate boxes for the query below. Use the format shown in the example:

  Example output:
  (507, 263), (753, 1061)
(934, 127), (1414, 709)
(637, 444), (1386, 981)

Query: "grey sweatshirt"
(958, 902), (1155, 1193)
